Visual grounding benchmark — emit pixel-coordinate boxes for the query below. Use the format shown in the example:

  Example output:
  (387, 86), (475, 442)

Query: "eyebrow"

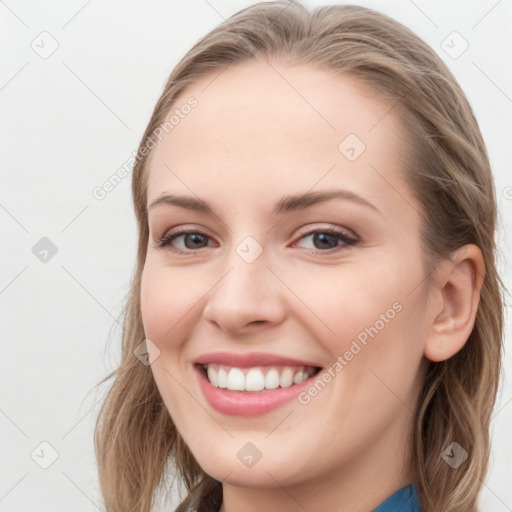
(148, 189), (381, 216)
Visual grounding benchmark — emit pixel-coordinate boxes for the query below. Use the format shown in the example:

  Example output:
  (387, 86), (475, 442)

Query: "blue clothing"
(372, 482), (421, 511)
(174, 480), (422, 511)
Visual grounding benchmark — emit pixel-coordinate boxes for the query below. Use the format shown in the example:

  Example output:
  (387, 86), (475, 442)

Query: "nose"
(203, 249), (287, 335)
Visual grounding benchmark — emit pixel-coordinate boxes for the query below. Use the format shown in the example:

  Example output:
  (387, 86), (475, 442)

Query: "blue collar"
(372, 483), (421, 511)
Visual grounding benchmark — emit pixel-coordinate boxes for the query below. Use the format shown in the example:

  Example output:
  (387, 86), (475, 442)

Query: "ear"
(424, 244), (485, 362)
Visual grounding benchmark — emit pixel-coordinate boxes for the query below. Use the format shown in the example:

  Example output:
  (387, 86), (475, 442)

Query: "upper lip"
(193, 351), (322, 368)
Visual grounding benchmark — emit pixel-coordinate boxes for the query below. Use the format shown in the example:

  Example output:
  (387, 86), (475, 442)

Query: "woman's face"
(141, 59), (433, 490)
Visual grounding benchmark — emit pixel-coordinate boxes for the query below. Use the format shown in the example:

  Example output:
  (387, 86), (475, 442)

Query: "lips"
(193, 351), (322, 369)
(192, 351), (323, 415)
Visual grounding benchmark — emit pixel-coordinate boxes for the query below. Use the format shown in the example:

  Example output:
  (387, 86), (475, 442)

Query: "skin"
(140, 59), (484, 512)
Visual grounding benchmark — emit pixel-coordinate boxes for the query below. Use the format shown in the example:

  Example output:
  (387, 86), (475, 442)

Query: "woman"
(93, 2), (505, 511)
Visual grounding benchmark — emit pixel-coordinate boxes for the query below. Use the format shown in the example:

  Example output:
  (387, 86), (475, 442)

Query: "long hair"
(93, 2), (506, 511)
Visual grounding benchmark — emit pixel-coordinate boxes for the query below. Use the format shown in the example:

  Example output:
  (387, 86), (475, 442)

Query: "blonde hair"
(93, 2), (506, 511)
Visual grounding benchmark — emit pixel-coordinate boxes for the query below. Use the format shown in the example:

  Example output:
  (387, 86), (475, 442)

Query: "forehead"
(146, 59), (411, 211)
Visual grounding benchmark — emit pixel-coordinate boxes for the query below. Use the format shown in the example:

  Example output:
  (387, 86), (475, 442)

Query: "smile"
(192, 351), (324, 415)
(200, 363), (320, 392)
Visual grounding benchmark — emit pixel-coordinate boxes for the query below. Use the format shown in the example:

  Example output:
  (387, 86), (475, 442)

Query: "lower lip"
(194, 364), (320, 416)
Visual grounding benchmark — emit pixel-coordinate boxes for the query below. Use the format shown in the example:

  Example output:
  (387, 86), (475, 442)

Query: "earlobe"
(424, 244), (485, 363)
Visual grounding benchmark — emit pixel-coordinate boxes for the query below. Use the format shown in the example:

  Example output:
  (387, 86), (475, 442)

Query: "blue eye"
(156, 227), (358, 254)
(295, 229), (358, 251)
(157, 230), (212, 251)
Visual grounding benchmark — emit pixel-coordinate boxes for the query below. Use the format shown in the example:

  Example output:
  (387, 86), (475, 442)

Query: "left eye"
(156, 228), (358, 253)
(294, 229), (358, 252)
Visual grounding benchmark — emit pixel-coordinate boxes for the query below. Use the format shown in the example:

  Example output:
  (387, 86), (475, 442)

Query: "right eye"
(156, 228), (216, 253)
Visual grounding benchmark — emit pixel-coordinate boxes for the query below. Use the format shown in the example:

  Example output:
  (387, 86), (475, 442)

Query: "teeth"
(245, 368), (265, 391)
(227, 368), (245, 391)
(203, 364), (318, 392)
(293, 370), (304, 385)
(265, 368), (280, 390)
(207, 366), (218, 387)
(280, 367), (294, 388)
(218, 368), (228, 389)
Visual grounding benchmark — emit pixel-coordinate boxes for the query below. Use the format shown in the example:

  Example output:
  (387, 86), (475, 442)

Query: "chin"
(191, 443), (308, 489)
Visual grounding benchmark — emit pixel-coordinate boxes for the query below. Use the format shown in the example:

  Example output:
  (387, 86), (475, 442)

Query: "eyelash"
(155, 226), (358, 255)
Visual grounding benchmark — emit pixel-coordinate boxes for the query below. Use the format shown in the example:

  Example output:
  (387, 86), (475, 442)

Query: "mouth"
(192, 351), (325, 415)
(196, 363), (322, 393)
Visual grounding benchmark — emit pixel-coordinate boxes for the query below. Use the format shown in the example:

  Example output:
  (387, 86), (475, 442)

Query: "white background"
(1, 0), (511, 510)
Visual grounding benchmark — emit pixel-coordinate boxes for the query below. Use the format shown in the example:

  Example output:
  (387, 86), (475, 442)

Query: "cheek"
(293, 261), (424, 380)
(289, 264), (402, 345)
(140, 264), (201, 347)
(140, 266), (200, 414)
(140, 268), (170, 344)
